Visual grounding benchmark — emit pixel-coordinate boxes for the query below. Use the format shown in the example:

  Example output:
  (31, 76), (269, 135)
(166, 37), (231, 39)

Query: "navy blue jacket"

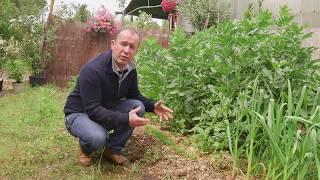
(64, 50), (155, 127)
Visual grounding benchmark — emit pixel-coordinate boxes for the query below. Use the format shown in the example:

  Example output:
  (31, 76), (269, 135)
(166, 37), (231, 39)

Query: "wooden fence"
(46, 22), (111, 87)
(46, 23), (169, 87)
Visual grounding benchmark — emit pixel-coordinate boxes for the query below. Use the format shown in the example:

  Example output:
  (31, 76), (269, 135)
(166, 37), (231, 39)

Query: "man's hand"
(154, 100), (174, 121)
(129, 106), (150, 127)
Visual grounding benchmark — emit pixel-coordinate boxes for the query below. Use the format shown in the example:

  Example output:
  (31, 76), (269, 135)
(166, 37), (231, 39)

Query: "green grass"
(0, 85), (205, 179)
(0, 86), (139, 179)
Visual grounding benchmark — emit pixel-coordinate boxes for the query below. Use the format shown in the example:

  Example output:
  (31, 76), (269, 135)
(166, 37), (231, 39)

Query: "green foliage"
(54, 2), (92, 23)
(9, 15), (44, 75)
(0, 0), (47, 40)
(72, 4), (91, 23)
(124, 11), (160, 30)
(227, 81), (320, 178)
(0, 0), (17, 39)
(0, 36), (28, 82)
(137, 6), (319, 151)
(4, 58), (27, 82)
(137, 38), (168, 100)
(137, 6), (320, 177)
(8, 0), (46, 17)
(54, 2), (75, 22)
(178, 0), (231, 31)
(0, 0), (48, 76)
(67, 75), (78, 91)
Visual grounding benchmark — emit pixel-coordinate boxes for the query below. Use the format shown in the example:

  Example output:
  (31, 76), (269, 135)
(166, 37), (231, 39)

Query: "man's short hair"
(112, 28), (141, 42)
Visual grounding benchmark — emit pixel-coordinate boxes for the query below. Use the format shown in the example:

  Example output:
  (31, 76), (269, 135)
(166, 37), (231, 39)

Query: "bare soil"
(119, 126), (237, 180)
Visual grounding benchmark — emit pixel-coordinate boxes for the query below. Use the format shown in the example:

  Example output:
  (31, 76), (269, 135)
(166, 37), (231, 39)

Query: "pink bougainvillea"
(86, 6), (121, 34)
(161, 0), (178, 12)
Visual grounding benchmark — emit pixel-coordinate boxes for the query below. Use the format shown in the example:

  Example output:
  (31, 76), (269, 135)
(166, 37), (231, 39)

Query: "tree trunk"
(41, 0), (55, 63)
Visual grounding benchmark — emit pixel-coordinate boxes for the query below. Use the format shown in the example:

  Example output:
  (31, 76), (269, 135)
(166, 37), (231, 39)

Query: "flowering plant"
(86, 6), (121, 34)
(161, 0), (178, 12)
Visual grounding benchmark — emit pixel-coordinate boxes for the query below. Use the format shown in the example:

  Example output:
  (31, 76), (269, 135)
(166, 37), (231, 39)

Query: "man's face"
(111, 30), (140, 69)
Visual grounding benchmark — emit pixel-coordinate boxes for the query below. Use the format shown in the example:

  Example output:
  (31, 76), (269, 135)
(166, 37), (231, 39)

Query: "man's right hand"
(129, 106), (150, 127)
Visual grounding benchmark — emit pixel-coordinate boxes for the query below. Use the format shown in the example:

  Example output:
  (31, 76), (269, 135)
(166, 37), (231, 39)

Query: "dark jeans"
(65, 99), (145, 155)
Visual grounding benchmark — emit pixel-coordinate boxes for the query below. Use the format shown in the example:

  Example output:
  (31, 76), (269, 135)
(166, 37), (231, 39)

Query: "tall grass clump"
(227, 80), (320, 179)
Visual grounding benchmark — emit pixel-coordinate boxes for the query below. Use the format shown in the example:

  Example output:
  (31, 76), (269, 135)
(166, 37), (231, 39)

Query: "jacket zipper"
(118, 75), (122, 97)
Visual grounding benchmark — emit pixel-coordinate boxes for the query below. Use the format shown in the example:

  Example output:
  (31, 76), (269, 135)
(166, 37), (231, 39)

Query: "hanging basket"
(161, 0), (177, 12)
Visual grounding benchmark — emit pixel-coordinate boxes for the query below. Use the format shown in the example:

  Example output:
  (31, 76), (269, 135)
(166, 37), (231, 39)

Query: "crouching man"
(63, 28), (173, 166)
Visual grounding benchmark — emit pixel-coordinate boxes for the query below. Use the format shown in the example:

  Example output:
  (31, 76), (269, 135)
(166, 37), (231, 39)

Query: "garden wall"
(47, 22), (169, 87)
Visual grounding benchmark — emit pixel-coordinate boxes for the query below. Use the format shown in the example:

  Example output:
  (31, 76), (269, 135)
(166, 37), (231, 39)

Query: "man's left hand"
(154, 100), (174, 121)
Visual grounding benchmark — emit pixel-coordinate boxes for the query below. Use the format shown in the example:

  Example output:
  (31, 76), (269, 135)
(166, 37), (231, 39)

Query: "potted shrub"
(0, 37), (24, 92)
(4, 58), (27, 92)
(24, 39), (47, 87)
(17, 16), (48, 87)
(8, 15), (48, 87)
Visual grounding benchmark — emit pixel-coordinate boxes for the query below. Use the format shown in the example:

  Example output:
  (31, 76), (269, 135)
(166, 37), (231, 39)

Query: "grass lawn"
(0, 86), (231, 179)
(0, 86), (138, 179)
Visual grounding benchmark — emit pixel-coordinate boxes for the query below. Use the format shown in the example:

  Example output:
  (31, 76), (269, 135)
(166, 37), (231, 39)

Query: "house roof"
(124, 0), (169, 19)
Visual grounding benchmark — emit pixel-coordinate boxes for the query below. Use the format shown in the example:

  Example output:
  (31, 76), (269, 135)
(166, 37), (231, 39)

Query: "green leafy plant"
(178, 0), (231, 30)
(123, 11), (160, 30)
(4, 58), (27, 83)
(9, 15), (44, 76)
(137, 6), (320, 177)
(138, 6), (318, 136)
(72, 4), (91, 23)
(1, 37), (28, 83)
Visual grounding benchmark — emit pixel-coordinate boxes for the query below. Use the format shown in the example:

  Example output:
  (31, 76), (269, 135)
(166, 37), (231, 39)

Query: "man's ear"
(111, 40), (115, 47)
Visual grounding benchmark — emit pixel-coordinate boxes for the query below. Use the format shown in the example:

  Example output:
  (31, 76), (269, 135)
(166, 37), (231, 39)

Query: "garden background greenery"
(137, 6), (320, 179)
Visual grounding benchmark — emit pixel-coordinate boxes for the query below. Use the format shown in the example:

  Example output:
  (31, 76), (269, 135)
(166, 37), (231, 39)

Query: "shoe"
(78, 146), (92, 167)
(103, 149), (128, 165)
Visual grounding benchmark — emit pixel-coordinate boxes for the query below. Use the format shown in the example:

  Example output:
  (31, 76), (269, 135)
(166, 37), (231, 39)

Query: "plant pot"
(0, 80), (3, 92)
(12, 82), (24, 93)
(29, 75), (46, 87)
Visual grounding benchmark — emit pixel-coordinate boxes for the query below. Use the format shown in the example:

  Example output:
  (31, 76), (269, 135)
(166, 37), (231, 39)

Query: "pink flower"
(161, 0), (177, 12)
(86, 6), (121, 34)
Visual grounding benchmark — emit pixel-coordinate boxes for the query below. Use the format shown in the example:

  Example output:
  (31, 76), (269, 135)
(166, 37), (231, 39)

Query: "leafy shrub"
(4, 58), (27, 83)
(137, 6), (319, 150)
(178, 0), (230, 30)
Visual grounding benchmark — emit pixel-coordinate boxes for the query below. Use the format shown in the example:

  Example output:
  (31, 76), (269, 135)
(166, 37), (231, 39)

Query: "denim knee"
(131, 100), (145, 117)
(83, 131), (107, 152)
